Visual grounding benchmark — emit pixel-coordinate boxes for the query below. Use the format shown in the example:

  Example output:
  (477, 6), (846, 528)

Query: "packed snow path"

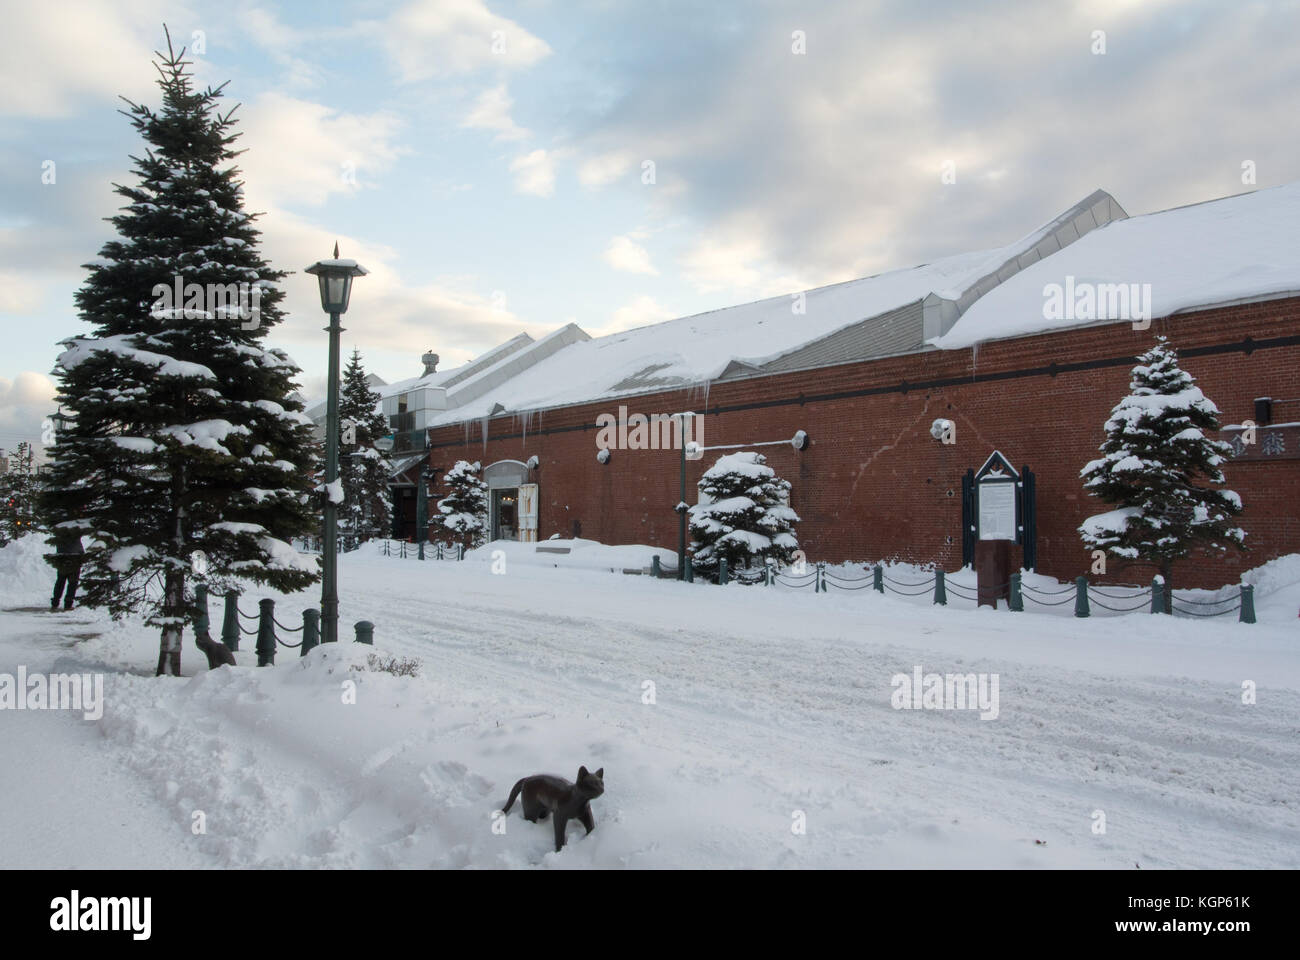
(0, 610), (206, 868)
(2, 544), (1297, 868)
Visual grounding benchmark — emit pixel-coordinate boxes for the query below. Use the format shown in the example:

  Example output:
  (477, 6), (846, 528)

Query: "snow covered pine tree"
(0, 442), (41, 544)
(1079, 336), (1245, 610)
(338, 349), (393, 542)
(40, 30), (318, 676)
(434, 460), (488, 551)
(688, 451), (799, 582)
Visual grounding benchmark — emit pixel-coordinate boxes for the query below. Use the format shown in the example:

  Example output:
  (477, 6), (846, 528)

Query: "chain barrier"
(1171, 602), (1242, 618)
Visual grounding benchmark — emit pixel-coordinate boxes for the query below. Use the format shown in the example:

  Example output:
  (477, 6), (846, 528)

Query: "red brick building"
(386, 183), (1300, 588)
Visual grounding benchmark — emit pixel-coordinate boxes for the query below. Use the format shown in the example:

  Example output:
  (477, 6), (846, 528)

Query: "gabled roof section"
(921, 189), (1127, 343)
(443, 323), (591, 410)
(725, 190), (1126, 379)
(936, 181), (1300, 349)
(380, 333), (535, 398)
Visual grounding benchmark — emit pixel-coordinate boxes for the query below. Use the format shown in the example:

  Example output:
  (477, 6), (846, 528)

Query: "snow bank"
(3, 537), (1300, 869)
(0, 534), (54, 604)
(460, 538), (676, 573)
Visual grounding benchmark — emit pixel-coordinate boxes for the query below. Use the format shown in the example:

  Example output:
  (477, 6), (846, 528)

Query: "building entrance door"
(492, 488), (519, 541)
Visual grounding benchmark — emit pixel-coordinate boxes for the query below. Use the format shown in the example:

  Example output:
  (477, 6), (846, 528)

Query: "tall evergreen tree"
(0, 442), (41, 544)
(40, 30), (319, 675)
(434, 460), (488, 549)
(1079, 336), (1244, 608)
(688, 451), (799, 581)
(338, 348), (392, 541)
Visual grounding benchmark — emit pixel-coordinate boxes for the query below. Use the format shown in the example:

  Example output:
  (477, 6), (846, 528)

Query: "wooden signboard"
(1221, 424), (1300, 462)
(973, 451), (1019, 608)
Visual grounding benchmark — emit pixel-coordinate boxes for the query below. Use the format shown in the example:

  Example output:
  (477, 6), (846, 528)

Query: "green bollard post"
(933, 569), (947, 606)
(1150, 578), (1164, 614)
(719, 557), (728, 585)
(873, 565), (884, 593)
(256, 598), (276, 666)
(1009, 572), (1023, 612)
(652, 555), (661, 578)
(1239, 584), (1256, 624)
(301, 608), (319, 656)
(1075, 576), (1090, 618)
(195, 584), (210, 635)
(221, 589), (240, 652)
(354, 620), (374, 645)
(685, 559), (694, 583)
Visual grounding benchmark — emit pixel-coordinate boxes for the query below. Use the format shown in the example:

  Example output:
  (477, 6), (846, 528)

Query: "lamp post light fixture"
(305, 243), (368, 644)
(49, 408), (72, 442)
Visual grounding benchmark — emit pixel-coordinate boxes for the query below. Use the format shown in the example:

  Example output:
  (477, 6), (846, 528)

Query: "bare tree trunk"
(157, 466), (188, 677)
(156, 567), (185, 676)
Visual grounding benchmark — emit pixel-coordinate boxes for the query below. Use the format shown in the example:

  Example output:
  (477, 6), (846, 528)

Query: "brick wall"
(424, 296), (1300, 589)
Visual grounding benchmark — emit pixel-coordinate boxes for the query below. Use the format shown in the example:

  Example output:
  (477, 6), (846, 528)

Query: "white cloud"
(252, 208), (527, 364)
(0, 371), (57, 452)
(578, 150), (636, 188)
(592, 294), (674, 336)
(0, 272), (46, 314)
(0, 0), (174, 117)
(510, 150), (556, 197)
(603, 235), (657, 275)
(368, 0), (551, 83)
(235, 6), (327, 90)
(680, 221), (810, 299)
(236, 93), (406, 208)
(461, 84), (529, 141)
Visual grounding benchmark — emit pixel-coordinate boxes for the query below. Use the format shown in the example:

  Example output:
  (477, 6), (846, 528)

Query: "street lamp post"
(416, 465), (433, 560)
(670, 412), (697, 580)
(305, 243), (367, 644)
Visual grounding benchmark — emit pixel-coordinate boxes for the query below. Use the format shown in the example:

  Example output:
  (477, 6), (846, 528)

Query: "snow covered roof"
(418, 181), (1296, 426)
(935, 181), (1300, 349)
(424, 192), (1127, 426)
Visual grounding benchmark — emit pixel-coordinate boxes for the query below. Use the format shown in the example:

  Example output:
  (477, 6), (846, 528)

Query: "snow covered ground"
(2, 535), (1297, 869)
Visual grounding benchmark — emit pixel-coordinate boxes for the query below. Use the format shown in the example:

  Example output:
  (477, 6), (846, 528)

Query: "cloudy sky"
(2, 0), (1298, 454)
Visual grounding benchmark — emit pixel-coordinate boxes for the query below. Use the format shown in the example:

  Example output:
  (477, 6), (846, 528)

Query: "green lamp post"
(670, 411), (697, 580)
(416, 465), (433, 560)
(305, 243), (367, 644)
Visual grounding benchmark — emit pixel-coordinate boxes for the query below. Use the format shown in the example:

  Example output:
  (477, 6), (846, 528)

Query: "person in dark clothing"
(49, 528), (85, 610)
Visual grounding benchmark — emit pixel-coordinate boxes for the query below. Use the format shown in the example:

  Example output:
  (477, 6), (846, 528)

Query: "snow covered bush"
(0, 442), (41, 544)
(1079, 336), (1244, 608)
(688, 451), (799, 582)
(351, 653), (422, 678)
(434, 460), (488, 549)
(338, 349), (393, 542)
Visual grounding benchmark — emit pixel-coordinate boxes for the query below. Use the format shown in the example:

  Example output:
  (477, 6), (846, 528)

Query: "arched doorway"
(482, 460), (538, 542)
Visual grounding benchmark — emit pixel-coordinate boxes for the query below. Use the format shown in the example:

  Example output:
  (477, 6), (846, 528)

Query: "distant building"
(387, 183), (1300, 585)
(303, 373), (387, 442)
